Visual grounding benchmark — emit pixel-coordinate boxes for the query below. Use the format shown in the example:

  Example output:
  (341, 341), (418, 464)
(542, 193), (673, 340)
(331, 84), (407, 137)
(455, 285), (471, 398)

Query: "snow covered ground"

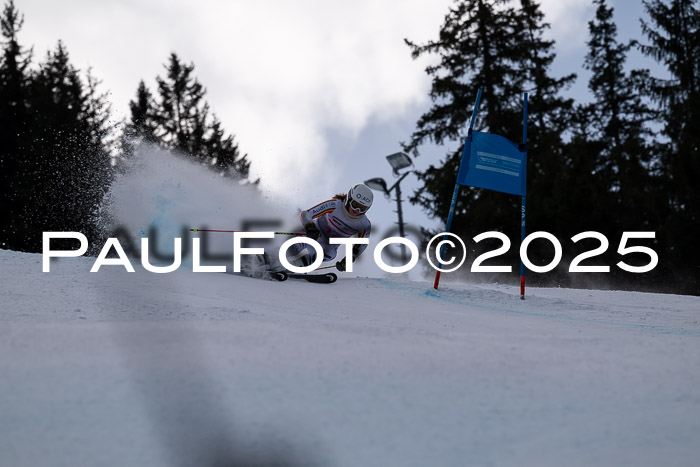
(2, 248), (699, 467)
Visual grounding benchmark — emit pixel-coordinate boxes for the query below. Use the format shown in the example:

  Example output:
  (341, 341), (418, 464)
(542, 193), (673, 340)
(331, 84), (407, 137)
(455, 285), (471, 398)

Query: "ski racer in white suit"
(293, 183), (373, 272)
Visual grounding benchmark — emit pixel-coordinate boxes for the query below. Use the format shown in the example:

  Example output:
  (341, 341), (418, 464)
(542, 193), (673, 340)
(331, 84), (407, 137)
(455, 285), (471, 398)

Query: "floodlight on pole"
(364, 178), (389, 195)
(386, 152), (413, 174)
(364, 152), (414, 263)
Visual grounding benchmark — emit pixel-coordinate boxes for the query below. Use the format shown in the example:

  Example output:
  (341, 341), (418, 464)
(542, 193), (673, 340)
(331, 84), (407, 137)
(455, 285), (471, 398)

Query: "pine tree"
(204, 116), (253, 180)
(0, 0), (32, 250)
(19, 41), (114, 251)
(117, 80), (158, 169)
(403, 0), (525, 246)
(582, 0), (657, 231)
(126, 53), (251, 180)
(404, 0), (576, 278)
(545, 0), (661, 289)
(510, 0), (576, 239)
(639, 0), (700, 291)
(127, 80), (158, 143)
(555, 108), (609, 236)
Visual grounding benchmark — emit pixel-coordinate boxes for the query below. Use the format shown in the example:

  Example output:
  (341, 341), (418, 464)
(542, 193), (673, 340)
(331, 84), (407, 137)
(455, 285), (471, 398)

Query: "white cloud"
(18, 0), (450, 198)
(538, 0), (595, 54)
(187, 1), (449, 194)
(16, 0), (596, 201)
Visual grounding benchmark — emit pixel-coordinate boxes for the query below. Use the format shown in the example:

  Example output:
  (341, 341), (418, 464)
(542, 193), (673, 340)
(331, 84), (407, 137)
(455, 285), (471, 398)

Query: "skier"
(291, 183), (373, 271)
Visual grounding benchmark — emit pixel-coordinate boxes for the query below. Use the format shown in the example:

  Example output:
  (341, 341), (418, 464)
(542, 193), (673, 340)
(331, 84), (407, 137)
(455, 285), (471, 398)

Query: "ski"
(233, 254), (289, 281)
(287, 272), (338, 284)
(230, 254), (336, 283)
(225, 269), (288, 281)
(267, 270), (288, 281)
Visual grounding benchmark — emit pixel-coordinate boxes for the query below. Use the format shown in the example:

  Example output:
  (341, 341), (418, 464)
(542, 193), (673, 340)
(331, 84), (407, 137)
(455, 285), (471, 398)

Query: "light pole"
(364, 152), (413, 263)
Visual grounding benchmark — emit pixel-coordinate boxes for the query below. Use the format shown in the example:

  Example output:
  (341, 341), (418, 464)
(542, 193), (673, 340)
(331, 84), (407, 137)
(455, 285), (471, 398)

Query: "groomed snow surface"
(2, 249), (699, 467)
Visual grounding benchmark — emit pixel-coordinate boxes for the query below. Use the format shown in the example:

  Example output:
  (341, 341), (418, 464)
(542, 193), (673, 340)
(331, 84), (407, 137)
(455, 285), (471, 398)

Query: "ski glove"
(304, 223), (320, 240)
(336, 258), (347, 272)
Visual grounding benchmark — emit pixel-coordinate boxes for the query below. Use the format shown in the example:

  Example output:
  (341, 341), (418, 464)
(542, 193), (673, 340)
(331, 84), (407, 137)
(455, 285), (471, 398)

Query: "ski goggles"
(348, 199), (369, 214)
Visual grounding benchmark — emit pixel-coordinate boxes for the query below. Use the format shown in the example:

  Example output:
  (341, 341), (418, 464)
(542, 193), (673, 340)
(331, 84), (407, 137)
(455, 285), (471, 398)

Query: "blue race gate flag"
(434, 89), (529, 299)
(457, 131), (527, 196)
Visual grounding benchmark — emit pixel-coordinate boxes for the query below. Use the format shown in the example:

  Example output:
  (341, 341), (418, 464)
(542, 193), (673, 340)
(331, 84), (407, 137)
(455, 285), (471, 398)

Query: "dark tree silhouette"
(1, 1), (114, 252)
(404, 0), (576, 281)
(639, 0), (700, 291)
(0, 0), (32, 249)
(126, 53), (253, 181)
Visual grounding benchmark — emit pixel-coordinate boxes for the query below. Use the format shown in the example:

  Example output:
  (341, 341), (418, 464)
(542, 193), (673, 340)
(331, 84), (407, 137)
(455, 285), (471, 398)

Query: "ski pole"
(190, 228), (306, 235)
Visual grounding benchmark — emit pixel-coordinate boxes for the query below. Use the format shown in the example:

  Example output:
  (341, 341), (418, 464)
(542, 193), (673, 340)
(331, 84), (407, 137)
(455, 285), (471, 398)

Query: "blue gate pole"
(520, 92), (528, 300)
(434, 88), (482, 289)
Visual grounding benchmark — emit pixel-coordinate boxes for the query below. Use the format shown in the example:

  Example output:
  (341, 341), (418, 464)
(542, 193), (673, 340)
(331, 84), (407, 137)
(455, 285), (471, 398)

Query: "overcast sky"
(15, 0), (656, 240)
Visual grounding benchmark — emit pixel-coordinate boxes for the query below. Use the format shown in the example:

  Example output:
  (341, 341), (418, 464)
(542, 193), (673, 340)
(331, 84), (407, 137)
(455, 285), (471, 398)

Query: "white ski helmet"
(345, 183), (373, 216)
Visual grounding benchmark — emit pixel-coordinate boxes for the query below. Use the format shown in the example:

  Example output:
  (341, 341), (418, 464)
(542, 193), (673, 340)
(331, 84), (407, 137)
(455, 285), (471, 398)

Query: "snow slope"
(1, 248), (699, 467)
